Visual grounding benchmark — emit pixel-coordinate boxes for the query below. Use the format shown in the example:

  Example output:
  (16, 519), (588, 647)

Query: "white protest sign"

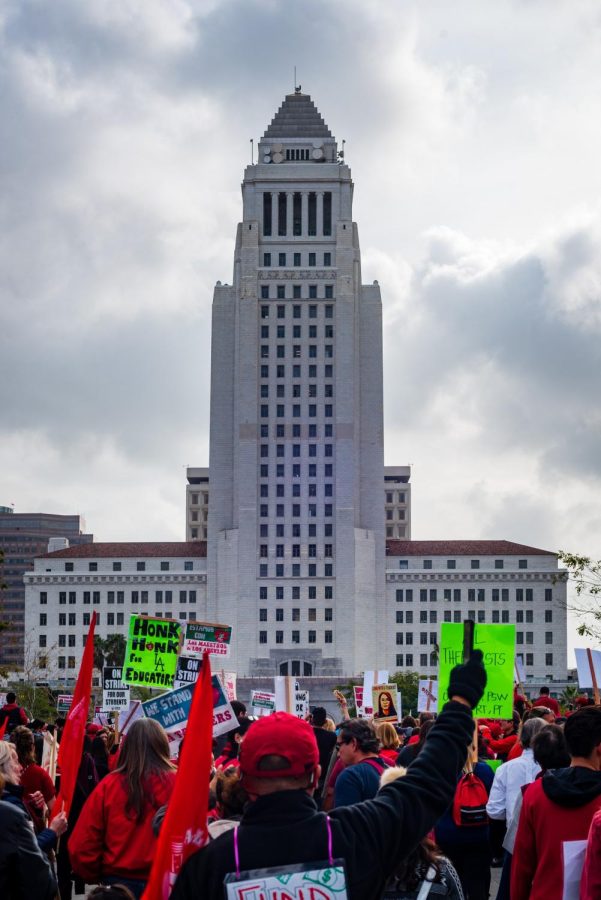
(275, 675), (298, 713)
(251, 690), (276, 717)
(118, 699), (143, 736)
(418, 679), (438, 713)
(224, 862), (348, 899)
(221, 672), (237, 703)
(562, 840), (587, 900)
(362, 670), (388, 715)
(294, 689), (309, 719)
(575, 648), (601, 689)
(102, 666), (130, 711)
(515, 655), (526, 685)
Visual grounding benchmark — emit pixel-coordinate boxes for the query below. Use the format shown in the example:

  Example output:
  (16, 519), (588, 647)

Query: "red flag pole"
(51, 611), (97, 820)
(143, 653), (213, 900)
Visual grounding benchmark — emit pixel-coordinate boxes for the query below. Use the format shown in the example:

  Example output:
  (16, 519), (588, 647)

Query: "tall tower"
(207, 91), (385, 677)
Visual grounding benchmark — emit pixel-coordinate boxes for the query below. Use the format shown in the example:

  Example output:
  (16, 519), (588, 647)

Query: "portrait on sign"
(372, 684), (400, 723)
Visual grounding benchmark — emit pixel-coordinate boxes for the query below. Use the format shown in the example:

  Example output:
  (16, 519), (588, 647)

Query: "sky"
(1, 0), (600, 662)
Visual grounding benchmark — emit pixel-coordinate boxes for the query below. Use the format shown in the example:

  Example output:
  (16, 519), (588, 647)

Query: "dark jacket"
(1, 785), (57, 853)
(0, 704), (28, 734)
(0, 800), (57, 900)
(172, 701), (474, 900)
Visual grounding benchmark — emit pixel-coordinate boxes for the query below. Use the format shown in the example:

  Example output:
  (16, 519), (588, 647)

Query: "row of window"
(260, 326), (335, 341)
(261, 443), (333, 458)
(62, 560), (193, 573)
(259, 630), (333, 644)
(259, 504), (334, 518)
(39, 607), (194, 636)
(260, 544), (334, 557)
(260, 284), (334, 300)
(261, 364), (334, 379)
(263, 192), (332, 237)
(262, 252), (332, 268)
(260, 484), (334, 498)
(260, 344), (334, 359)
(399, 558), (531, 571)
(260, 424), (333, 439)
(259, 608), (333, 622)
(395, 588), (553, 602)
(259, 523), (334, 538)
(258, 563), (334, 578)
(261, 304), (334, 320)
(259, 585), (334, 600)
(260, 404), (334, 418)
(189, 493), (208, 505)
(395, 630), (554, 647)
(42, 590), (197, 605)
(261, 384), (334, 399)
(395, 652), (554, 668)
(395, 609), (552, 624)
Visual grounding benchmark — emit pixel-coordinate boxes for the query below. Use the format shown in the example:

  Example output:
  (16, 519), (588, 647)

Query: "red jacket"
(532, 695), (560, 715)
(487, 733), (518, 759)
(69, 769), (176, 881)
(507, 741), (523, 761)
(511, 767), (601, 900)
(581, 808), (601, 899)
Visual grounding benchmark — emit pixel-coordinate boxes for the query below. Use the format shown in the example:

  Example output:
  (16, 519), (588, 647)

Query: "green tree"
(556, 551), (601, 639)
(559, 685), (580, 708)
(94, 634), (127, 670)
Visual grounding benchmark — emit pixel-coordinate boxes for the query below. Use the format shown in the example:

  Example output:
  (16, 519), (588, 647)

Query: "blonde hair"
(377, 721), (400, 750)
(323, 718), (336, 732)
(379, 765), (408, 788)
(0, 741), (18, 780)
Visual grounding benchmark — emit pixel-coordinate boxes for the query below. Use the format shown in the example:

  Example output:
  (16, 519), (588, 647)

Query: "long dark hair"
(115, 719), (175, 821)
(11, 726), (36, 767)
(391, 837), (444, 890)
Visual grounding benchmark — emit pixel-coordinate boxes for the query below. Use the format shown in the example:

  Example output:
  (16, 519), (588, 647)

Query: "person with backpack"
(434, 735), (494, 899)
(0, 694), (28, 735)
(171, 651), (487, 900)
(333, 718), (391, 807)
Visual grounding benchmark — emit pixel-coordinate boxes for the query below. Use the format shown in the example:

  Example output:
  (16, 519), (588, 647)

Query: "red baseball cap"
(239, 712), (319, 779)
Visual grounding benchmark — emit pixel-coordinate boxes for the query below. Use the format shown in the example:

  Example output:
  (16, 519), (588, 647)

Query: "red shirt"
(532, 696), (560, 715)
(581, 808), (601, 899)
(487, 733), (518, 759)
(69, 769), (176, 882)
(511, 774), (601, 900)
(20, 763), (56, 804)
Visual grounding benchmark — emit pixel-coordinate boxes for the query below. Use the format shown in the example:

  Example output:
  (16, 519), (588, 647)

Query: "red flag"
(51, 611), (97, 819)
(143, 653), (213, 900)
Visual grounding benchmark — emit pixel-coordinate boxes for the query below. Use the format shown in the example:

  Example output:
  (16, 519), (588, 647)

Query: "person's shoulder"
(0, 798), (28, 825)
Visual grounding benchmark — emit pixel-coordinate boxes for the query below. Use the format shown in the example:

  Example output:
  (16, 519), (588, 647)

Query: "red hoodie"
(69, 769), (176, 881)
(511, 767), (601, 900)
(581, 808), (601, 899)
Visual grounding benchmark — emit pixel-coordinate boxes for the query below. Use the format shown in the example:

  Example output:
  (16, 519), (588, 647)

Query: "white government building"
(24, 91), (567, 684)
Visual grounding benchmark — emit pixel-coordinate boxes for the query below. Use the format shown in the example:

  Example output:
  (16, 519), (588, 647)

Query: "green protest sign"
(438, 623), (515, 719)
(122, 615), (181, 689)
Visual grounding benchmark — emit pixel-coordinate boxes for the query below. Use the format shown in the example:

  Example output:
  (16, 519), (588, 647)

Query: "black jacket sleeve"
(329, 701), (474, 877)
(0, 802), (57, 900)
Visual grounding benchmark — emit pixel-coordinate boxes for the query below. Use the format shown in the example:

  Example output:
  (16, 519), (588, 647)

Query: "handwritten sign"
(102, 666), (130, 711)
(123, 615), (180, 688)
(418, 679), (438, 713)
(438, 623), (515, 718)
(353, 686), (365, 716)
(224, 860), (348, 899)
(183, 621), (232, 657)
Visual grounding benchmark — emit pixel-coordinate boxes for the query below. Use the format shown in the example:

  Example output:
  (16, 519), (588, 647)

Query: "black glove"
(448, 649), (487, 709)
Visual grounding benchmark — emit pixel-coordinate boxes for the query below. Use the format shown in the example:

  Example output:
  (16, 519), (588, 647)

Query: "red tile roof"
(386, 540), (554, 557)
(42, 541), (207, 559)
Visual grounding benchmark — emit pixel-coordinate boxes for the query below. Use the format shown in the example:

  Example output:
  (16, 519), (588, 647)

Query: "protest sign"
(353, 685), (364, 716)
(251, 690), (276, 717)
(562, 840), (587, 900)
(56, 694), (73, 714)
(102, 666), (130, 711)
(42, 731), (59, 781)
(438, 623), (515, 718)
(224, 861), (348, 899)
(221, 671), (237, 703)
(372, 684), (400, 723)
(143, 675), (236, 756)
(294, 689), (309, 719)
(515, 655), (526, 686)
(418, 679), (438, 713)
(362, 670), (388, 716)
(122, 615), (180, 689)
(118, 699), (143, 736)
(174, 655), (203, 689)
(183, 621), (232, 657)
(575, 648), (601, 691)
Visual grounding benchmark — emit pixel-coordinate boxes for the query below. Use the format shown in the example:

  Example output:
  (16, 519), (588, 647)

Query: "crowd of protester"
(1, 674), (601, 899)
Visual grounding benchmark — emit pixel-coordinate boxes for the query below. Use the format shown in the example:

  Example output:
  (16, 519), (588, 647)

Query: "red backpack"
(452, 766), (489, 827)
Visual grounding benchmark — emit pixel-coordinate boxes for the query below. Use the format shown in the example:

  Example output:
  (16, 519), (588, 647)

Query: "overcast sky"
(2, 0), (600, 661)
